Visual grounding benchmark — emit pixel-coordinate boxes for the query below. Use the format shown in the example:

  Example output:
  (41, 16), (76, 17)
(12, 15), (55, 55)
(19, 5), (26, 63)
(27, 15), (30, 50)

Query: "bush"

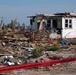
(46, 45), (60, 51)
(31, 48), (42, 58)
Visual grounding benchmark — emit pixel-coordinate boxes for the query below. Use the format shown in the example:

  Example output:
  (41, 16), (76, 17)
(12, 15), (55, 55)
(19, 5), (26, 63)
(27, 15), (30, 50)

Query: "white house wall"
(62, 17), (76, 38)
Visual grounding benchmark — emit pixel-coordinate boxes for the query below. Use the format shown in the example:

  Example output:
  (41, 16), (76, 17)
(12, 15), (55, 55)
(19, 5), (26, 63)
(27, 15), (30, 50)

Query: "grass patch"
(46, 44), (60, 51)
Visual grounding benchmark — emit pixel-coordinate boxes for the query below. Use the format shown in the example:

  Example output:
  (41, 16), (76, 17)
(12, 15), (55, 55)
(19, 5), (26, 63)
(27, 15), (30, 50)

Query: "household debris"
(0, 27), (75, 64)
(0, 21), (76, 75)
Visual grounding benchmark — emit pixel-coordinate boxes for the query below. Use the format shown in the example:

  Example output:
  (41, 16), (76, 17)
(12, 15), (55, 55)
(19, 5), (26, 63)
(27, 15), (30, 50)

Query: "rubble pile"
(0, 27), (76, 75)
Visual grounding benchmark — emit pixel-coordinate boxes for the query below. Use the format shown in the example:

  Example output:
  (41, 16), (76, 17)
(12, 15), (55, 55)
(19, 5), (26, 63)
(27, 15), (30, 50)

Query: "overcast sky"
(0, 0), (76, 25)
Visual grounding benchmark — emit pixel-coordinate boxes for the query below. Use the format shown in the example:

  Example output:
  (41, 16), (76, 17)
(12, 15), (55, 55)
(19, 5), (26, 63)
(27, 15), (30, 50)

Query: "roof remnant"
(28, 12), (76, 19)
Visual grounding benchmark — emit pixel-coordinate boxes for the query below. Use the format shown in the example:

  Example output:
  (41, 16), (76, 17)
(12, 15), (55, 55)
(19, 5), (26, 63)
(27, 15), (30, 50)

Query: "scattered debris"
(0, 20), (76, 75)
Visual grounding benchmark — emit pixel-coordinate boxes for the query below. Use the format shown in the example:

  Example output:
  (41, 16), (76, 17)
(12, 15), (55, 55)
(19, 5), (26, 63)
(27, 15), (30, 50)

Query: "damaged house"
(28, 12), (76, 38)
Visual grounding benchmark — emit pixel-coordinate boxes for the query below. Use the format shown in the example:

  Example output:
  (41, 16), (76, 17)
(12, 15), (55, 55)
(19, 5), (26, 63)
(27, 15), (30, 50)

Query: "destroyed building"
(28, 12), (76, 38)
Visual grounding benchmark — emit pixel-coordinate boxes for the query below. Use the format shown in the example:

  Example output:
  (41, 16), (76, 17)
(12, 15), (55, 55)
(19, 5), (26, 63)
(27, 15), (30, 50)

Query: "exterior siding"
(31, 22), (37, 30)
(62, 17), (76, 38)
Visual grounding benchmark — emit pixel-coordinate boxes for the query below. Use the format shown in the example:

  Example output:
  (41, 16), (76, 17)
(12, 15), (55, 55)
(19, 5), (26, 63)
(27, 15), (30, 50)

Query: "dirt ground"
(1, 60), (76, 75)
